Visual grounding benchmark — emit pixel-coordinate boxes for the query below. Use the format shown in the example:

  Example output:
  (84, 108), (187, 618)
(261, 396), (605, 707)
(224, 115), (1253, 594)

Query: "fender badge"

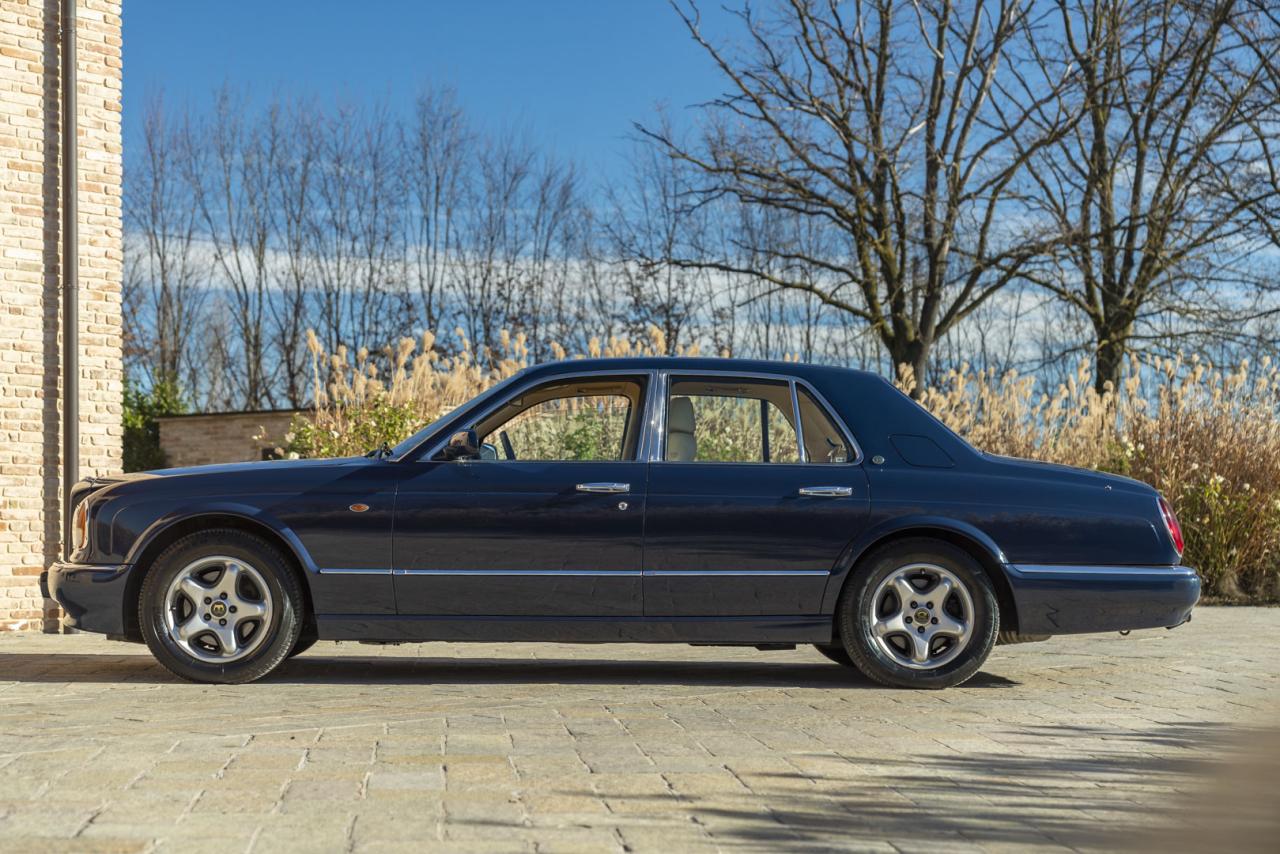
(349, 503), (370, 513)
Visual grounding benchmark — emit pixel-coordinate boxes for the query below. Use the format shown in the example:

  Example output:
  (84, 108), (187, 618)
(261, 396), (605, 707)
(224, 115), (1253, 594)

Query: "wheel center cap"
(210, 601), (227, 618)
(915, 609), (929, 624)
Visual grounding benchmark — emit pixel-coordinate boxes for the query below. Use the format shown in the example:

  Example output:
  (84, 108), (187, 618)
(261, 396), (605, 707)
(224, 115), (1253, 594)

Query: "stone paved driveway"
(1, 607), (1277, 853)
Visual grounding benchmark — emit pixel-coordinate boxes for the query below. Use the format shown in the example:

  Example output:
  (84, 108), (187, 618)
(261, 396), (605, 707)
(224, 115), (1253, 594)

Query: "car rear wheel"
(139, 529), (304, 684)
(837, 539), (998, 689)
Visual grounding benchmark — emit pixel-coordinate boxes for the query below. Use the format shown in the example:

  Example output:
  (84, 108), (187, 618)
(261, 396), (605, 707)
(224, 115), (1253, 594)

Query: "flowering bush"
(284, 332), (1280, 602)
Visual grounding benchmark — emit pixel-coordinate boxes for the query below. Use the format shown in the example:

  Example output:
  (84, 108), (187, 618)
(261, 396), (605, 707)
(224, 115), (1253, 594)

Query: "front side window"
(664, 377), (800, 463)
(469, 376), (647, 462)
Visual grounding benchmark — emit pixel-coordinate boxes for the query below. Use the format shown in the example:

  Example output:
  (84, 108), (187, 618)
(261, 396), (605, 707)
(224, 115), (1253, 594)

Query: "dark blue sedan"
(44, 357), (1199, 688)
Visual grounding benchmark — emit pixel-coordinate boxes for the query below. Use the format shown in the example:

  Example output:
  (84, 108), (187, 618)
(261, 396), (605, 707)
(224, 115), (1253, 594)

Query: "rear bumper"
(42, 562), (131, 635)
(1006, 564), (1200, 635)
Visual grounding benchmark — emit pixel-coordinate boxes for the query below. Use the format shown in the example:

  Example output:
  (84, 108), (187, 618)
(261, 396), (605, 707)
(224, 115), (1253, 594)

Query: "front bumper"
(1006, 564), (1200, 635)
(42, 562), (132, 635)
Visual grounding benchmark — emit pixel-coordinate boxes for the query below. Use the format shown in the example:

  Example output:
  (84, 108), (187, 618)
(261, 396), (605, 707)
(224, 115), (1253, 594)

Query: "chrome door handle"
(576, 482), (630, 494)
(798, 485), (853, 497)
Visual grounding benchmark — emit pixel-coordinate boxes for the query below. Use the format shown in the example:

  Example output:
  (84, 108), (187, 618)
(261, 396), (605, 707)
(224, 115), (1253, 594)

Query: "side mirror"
(442, 429), (480, 461)
(479, 442), (498, 461)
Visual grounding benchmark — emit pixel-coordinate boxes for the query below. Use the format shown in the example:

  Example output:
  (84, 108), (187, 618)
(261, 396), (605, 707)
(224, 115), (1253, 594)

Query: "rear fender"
(820, 515), (1010, 616)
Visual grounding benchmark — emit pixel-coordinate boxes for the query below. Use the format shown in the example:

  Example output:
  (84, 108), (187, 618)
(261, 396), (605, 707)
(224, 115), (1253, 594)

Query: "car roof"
(522, 356), (882, 383)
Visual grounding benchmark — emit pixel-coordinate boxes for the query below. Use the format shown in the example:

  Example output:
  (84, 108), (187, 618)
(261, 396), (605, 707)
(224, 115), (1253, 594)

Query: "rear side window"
(798, 387), (852, 463)
(665, 377), (799, 463)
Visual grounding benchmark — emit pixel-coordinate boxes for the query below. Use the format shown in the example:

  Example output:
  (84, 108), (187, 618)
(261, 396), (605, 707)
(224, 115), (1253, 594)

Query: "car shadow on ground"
(0, 651), (1020, 689)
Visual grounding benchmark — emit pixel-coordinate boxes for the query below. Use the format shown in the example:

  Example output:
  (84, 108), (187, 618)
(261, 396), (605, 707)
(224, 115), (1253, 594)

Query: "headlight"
(71, 499), (89, 553)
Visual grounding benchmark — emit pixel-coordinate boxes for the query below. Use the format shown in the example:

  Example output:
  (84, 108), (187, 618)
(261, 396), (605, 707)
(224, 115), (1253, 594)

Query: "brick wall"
(157, 411), (303, 469)
(0, 1), (122, 631)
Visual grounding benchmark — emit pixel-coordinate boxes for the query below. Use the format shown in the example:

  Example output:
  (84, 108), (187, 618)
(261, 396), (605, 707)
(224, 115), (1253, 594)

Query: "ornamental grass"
(278, 331), (1280, 602)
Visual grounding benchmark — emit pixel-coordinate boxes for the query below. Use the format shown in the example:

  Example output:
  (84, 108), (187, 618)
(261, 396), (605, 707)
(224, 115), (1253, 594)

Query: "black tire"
(813, 643), (855, 667)
(837, 538), (998, 689)
(288, 634), (319, 658)
(138, 528), (305, 684)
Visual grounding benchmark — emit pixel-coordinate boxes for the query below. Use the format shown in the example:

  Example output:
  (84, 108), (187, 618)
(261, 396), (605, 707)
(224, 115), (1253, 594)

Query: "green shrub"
(122, 378), (186, 472)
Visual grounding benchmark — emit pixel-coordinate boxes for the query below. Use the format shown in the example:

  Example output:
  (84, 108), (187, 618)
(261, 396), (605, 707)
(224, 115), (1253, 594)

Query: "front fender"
(112, 499), (320, 574)
(819, 514), (1009, 614)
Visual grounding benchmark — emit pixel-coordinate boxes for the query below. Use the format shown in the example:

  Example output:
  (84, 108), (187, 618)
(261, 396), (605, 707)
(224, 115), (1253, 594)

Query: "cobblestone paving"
(0, 607), (1277, 853)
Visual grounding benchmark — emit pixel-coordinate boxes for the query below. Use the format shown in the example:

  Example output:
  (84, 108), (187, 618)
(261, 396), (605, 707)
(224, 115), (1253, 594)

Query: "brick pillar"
(0, 0), (123, 632)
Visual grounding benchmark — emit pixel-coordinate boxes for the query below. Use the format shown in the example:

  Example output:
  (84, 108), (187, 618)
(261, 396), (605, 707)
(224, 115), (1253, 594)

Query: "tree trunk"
(889, 337), (929, 397)
(1093, 333), (1127, 396)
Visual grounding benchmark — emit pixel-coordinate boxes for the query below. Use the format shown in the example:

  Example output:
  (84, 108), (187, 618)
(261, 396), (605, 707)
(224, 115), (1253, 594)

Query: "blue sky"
(122, 1), (734, 180)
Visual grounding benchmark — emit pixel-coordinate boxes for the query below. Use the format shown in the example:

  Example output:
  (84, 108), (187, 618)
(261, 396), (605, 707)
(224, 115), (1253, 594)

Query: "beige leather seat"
(667, 396), (697, 461)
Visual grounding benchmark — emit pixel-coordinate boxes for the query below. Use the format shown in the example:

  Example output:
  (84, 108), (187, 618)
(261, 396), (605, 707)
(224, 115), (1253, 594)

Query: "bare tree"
(405, 88), (469, 338)
(520, 158), (579, 358)
(458, 130), (535, 353)
(182, 88), (277, 408)
(1025, 0), (1280, 392)
(571, 206), (629, 352)
(607, 133), (709, 353)
(124, 95), (208, 397)
(310, 103), (406, 356)
(268, 100), (320, 407)
(643, 0), (1072, 389)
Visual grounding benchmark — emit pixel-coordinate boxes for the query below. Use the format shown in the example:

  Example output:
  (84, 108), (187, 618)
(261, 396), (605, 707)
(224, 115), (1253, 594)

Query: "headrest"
(668, 396), (695, 434)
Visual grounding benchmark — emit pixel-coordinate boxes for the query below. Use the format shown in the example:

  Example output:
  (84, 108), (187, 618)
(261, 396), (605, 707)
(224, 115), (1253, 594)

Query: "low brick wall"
(156, 410), (305, 468)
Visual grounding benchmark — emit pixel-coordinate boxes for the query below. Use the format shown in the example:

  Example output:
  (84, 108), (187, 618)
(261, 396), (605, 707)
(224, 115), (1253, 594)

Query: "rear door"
(642, 373), (870, 617)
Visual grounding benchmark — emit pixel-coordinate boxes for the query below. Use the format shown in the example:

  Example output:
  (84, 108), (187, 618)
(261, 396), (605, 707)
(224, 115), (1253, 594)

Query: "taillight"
(1158, 496), (1184, 556)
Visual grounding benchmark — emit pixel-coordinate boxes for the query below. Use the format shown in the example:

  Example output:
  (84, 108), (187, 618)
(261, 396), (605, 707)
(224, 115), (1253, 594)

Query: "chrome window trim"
(789, 379), (807, 463)
(639, 368), (667, 462)
(415, 368), (659, 464)
(649, 368), (863, 466)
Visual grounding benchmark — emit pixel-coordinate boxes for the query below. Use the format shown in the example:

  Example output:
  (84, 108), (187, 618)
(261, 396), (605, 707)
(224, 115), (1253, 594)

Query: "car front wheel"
(836, 539), (998, 689)
(139, 528), (304, 684)
(288, 634), (319, 658)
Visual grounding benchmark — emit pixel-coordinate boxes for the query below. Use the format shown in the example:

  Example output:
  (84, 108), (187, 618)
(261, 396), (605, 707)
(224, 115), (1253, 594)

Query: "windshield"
(389, 369), (528, 458)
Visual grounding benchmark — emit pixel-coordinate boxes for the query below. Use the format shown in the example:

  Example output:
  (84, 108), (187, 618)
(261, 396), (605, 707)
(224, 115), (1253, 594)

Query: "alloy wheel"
(867, 562), (974, 670)
(162, 555), (274, 663)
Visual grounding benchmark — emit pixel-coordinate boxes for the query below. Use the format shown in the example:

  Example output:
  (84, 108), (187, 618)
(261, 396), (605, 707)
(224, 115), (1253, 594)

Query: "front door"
(392, 373), (651, 617)
(643, 374), (870, 617)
